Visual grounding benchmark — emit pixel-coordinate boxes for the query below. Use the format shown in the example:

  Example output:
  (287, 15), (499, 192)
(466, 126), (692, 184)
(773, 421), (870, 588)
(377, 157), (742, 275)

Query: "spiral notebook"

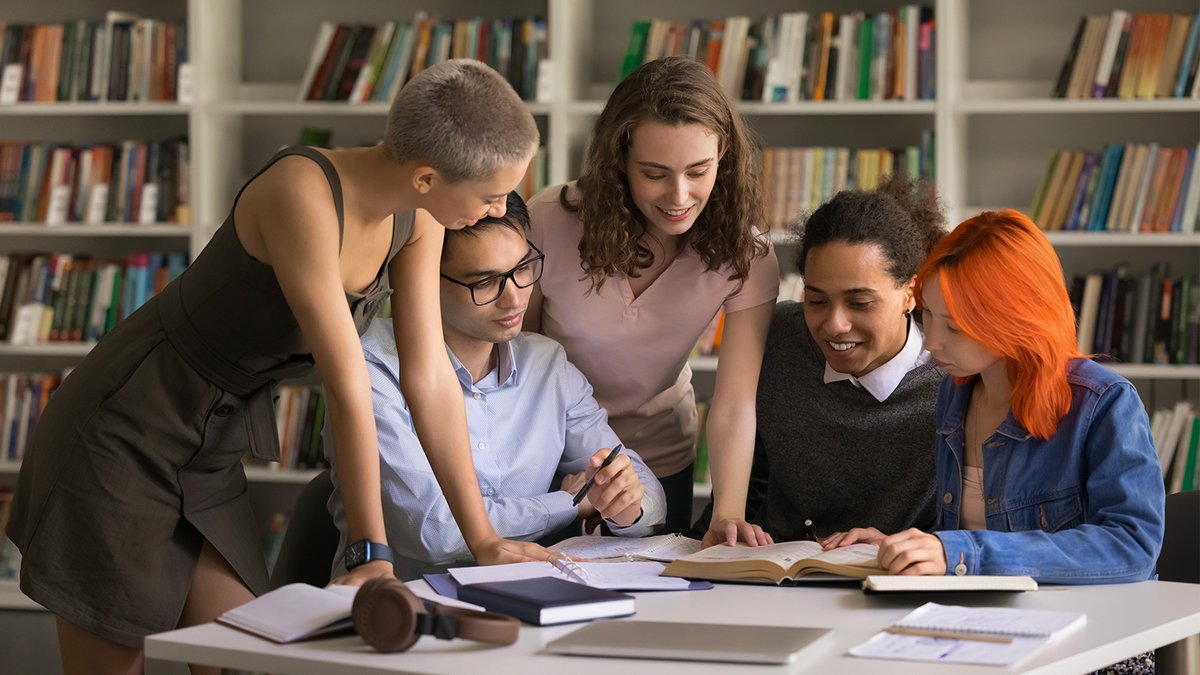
(891, 602), (1085, 637)
(850, 602), (1086, 667)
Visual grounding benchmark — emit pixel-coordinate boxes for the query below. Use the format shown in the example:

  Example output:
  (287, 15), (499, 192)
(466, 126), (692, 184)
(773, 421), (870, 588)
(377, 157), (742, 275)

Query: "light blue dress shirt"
(328, 319), (666, 574)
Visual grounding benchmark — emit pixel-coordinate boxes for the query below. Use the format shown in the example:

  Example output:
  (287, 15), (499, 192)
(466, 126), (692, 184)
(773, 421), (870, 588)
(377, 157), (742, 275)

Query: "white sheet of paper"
(850, 631), (1049, 667)
(550, 533), (702, 561)
(447, 560), (693, 590)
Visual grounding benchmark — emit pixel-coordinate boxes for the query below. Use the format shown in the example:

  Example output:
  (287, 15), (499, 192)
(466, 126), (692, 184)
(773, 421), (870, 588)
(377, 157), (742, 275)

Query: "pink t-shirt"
(527, 184), (780, 476)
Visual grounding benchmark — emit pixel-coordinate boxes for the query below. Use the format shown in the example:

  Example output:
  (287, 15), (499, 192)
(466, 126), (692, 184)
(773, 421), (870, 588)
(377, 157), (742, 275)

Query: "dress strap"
(233, 145), (348, 252)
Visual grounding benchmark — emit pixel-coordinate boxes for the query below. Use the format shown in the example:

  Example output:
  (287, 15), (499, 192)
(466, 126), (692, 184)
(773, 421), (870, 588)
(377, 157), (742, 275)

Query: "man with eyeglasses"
(327, 191), (666, 579)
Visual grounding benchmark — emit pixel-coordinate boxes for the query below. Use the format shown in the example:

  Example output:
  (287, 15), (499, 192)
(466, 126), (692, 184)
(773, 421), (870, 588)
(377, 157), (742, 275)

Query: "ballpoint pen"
(572, 444), (624, 506)
(804, 518), (819, 542)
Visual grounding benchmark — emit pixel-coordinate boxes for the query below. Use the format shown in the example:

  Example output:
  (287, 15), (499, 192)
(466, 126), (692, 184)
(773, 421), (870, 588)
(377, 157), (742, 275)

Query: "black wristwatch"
(344, 539), (395, 571)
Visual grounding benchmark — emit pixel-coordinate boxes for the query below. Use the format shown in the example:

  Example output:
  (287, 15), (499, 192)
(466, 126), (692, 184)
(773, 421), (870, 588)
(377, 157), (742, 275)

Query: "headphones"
(351, 577), (520, 652)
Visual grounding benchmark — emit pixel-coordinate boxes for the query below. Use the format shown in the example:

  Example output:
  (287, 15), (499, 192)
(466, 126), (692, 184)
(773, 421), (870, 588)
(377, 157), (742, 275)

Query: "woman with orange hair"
(829, 209), (1163, 584)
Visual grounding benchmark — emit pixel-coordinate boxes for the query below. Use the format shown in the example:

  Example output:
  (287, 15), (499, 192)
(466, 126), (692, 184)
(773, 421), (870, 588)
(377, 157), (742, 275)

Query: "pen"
(572, 444), (624, 506)
(804, 518), (819, 542)
(883, 626), (1014, 644)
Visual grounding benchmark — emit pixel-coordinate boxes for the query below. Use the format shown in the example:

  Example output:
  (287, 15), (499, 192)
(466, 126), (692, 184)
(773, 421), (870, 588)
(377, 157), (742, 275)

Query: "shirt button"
(955, 562), (967, 576)
(943, 492), (953, 505)
(487, 488), (495, 496)
(477, 442), (486, 450)
(472, 392), (482, 400)
(215, 404), (235, 417)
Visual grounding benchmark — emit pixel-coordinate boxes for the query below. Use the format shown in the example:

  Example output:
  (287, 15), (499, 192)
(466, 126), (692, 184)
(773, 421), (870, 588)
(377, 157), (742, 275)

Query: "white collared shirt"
(823, 317), (932, 402)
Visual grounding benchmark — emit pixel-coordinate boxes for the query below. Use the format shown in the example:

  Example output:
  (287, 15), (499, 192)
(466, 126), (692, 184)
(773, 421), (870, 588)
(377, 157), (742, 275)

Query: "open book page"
(216, 583), (358, 643)
(447, 560), (693, 590)
(896, 602), (1086, 637)
(667, 538), (883, 569)
(550, 533), (703, 561)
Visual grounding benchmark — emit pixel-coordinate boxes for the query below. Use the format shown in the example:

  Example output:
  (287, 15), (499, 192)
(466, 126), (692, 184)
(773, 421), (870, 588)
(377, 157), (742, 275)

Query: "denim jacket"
(933, 358), (1164, 584)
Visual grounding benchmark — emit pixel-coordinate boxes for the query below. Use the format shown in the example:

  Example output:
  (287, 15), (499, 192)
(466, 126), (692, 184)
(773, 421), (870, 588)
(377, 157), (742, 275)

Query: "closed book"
(457, 577), (634, 626)
(862, 575), (1038, 593)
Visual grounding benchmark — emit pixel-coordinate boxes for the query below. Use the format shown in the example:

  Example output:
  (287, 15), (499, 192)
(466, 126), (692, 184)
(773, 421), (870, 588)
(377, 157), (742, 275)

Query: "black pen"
(572, 444), (624, 506)
(804, 519), (819, 542)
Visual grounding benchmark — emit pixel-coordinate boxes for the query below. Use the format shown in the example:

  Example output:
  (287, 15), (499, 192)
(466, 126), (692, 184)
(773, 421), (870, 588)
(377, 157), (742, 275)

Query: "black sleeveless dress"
(7, 146), (413, 647)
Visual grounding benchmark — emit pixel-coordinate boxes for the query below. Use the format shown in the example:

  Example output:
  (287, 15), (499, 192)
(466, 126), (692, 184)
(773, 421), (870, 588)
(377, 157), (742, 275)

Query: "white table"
(146, 580), (1200, 675)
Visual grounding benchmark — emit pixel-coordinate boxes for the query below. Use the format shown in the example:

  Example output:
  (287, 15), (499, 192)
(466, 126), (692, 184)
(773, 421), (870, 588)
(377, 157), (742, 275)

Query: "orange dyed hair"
(915, 210), (1081, 439)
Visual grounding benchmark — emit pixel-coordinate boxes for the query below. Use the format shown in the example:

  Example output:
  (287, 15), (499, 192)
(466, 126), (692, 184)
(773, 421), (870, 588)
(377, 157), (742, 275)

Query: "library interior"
(0, 0), (1198, 673)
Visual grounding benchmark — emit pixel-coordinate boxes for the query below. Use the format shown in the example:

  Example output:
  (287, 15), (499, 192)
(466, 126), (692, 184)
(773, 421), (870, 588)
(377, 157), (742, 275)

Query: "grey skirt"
(8, 299), (273, 648)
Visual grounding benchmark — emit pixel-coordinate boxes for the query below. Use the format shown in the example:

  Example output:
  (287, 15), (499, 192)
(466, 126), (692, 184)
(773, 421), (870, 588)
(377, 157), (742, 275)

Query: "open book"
(850, 602), (1086, 667)
(216, 583), (359, 643)
(549, 533), (702, 561)
(216, 582), (482, 643)
(663, 540), (884, 583)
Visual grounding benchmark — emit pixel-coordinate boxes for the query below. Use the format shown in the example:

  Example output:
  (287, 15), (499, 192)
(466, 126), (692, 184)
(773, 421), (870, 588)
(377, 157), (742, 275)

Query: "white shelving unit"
(1, 0), (1197, 609)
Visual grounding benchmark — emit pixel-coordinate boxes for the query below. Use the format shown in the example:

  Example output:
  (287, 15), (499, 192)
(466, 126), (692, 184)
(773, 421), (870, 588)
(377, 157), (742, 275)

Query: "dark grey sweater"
(747, 302), (942, 541)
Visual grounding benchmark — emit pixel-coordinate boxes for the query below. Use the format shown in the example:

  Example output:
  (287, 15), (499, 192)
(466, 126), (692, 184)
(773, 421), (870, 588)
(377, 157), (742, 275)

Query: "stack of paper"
(850, 602), (1086, 667)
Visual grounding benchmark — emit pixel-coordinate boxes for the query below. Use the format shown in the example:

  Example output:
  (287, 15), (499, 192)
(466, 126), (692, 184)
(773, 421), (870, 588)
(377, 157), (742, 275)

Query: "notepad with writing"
(550, 533), (703, 561)
(862, 575), (1038, 593)
(663, 540), (884, 583)
(456, 576), (635, 626)
(446, 560), (702, 590)
(850, 602), (1086, 667)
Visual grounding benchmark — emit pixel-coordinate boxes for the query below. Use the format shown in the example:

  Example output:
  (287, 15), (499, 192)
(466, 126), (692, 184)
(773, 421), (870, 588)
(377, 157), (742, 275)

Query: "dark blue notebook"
(456, 577), (635, 626)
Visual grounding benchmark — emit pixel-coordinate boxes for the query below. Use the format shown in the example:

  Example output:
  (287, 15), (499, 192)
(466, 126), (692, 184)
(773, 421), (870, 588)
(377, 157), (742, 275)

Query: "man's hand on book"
(701, 518), (774, 548)
(877, 528), (947, 576)
(821, 527), (887, 550)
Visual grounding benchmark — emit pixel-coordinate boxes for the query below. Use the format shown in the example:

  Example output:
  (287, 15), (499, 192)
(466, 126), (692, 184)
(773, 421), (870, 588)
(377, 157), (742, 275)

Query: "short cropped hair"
(442, 191), (530, 261)
(386, 60), (539, 182)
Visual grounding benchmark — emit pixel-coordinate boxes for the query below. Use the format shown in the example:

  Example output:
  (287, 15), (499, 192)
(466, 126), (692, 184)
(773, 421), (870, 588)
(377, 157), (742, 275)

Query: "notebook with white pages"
(216, 582), (484, 643)
(850, 601), (1086, 667)
(447, 560), (697, 591)
(862, 575), (1038, 593)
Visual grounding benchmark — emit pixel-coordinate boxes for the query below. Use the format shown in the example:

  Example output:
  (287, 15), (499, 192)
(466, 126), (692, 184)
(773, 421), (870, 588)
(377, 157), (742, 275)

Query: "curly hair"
(562, 56), (769, 291)
(793, 175), (945, 285)
(916, 210), (1082, 439)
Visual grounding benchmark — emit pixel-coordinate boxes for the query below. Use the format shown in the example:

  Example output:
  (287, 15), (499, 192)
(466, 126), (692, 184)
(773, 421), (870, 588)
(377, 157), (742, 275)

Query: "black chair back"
(269, 469), (340, 588)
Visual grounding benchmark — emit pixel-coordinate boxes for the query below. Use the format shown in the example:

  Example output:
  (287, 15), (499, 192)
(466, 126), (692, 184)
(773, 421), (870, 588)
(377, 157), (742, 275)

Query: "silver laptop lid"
(546, 621), (833, 665)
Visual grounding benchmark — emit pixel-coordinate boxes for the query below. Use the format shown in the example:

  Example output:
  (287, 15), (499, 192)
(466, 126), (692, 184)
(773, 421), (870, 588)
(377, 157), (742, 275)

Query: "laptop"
(545, 620), (833, 665)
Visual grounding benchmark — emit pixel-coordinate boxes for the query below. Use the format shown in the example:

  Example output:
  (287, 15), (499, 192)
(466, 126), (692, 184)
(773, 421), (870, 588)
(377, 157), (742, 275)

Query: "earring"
(904, 308), (912, 318)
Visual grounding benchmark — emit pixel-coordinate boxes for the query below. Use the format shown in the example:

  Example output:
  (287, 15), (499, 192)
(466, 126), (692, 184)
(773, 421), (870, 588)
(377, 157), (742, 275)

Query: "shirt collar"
(822, 315), (931, 402)
(936, 375), (1031, 442)
(445, 340), (519, 391)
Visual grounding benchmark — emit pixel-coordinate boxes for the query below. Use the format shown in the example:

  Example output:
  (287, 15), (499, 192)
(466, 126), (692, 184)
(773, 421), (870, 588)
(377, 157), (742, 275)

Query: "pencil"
(884, 626), (1014, 644)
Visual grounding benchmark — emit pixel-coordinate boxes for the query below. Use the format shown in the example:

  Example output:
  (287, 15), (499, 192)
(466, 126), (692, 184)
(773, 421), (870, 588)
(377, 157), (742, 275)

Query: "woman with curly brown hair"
(525, 56), (779, 542)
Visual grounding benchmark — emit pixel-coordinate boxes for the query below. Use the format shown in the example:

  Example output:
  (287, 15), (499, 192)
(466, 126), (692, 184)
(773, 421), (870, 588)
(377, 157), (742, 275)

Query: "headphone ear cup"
(351, 577), (425, 653)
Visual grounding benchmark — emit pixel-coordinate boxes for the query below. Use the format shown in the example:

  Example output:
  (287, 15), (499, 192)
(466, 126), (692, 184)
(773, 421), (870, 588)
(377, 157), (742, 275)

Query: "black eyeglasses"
(440, 241), (545, 306)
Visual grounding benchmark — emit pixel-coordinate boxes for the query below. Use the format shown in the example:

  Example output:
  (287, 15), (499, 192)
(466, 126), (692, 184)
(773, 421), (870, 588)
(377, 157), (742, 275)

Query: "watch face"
(345, 542), (367, 569)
